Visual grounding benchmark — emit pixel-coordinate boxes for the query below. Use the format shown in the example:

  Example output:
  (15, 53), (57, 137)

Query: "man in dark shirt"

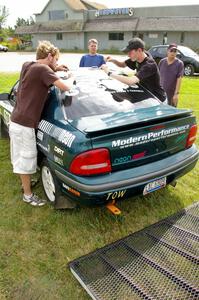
(9, 40), (74, 206)
(102, 38), (166, 102)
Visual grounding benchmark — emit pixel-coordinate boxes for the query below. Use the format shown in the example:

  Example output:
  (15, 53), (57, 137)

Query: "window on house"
(49, 10), (65, 20)
(109, 33), (124, 40)
(148, 33), (158, 39)
(56, 33), (63, 40)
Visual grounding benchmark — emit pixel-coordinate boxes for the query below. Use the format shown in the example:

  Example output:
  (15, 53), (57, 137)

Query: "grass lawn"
(0, 73), (199, 299)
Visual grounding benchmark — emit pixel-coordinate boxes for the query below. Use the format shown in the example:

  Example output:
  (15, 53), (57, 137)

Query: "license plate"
(143, 177), (166, 195)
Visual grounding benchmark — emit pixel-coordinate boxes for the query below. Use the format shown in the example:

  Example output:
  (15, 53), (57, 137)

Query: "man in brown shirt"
(9, 40), (74, 206)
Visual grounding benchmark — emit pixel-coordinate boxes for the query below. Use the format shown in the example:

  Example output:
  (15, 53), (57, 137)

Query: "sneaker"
(23, 193), (46, 206)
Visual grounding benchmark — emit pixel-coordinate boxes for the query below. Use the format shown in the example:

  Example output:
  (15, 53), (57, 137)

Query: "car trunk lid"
(70, 105), (195, 171)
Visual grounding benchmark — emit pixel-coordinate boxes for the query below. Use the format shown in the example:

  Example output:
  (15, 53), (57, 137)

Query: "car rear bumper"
(53, 145), (199, 206)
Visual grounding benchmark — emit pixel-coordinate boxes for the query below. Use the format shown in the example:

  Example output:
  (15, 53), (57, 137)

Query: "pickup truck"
(0, 68), (198, 208)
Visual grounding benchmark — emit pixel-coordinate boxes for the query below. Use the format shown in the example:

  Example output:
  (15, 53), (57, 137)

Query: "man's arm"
(172, 76), (183, 106)
(53, 73), (75, 91)
(101, 55), (106, 65)
(109, 73), (139, 85)
(174, 76), (183, 96)
(79, 56), (85, 67)
(55, 64), (69, 72)
(101, 64), (139, 85)
(106, 56), (126, 68)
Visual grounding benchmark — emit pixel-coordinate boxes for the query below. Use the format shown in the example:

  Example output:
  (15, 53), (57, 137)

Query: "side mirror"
(0, 93), (9, 101)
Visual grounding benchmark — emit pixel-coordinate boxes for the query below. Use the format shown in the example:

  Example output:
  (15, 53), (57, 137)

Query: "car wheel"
(41, 159), (76, 209)
(41, 159), (60, 205)
(184, 64), (194, 76)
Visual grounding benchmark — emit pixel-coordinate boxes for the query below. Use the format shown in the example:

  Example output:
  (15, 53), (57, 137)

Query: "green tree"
(0, 5), (9, 29)
(15, 16), (35, 27)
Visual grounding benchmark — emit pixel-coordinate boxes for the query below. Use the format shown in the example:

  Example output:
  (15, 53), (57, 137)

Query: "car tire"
(41, 159), (60, 205)
(184, 64), (194, 76)
(41, 159), (76, 209)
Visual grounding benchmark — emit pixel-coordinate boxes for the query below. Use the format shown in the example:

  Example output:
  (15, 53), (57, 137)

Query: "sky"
(1, 0), (199, 27)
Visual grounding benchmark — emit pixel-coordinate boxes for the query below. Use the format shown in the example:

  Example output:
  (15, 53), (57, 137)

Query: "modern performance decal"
(112, 125), (189, 148)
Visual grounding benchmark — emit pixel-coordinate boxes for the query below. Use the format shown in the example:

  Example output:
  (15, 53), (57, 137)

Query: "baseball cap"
(168, 43), (178, 51)
(121, 38), (145, 53)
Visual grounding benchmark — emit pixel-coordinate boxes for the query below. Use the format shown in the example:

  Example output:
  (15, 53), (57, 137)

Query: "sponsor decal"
(54, 155), (64, 166)
(175, 133), (187, 143)
(54, 146), (64, 156)
(113, 151), (147, 164)
(106, 190), (126, 201)
(38, 120), (53, 134)
(95, 7), (134, 17)
(57, 130), (75, 147)
(38, 120), (76, 148)
(132, 151), (146, 159)
(114, 155), (131, 164)
(112, 125), (189, 148)
(62, 183), (80, 197)
(37, 130), (43, 141)
(37, 143), (50, 153)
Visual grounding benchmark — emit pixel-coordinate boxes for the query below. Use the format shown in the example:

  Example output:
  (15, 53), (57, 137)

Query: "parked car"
(0, 69), (198, 209)
(148, 45), (199, 76)
(0, 44), (8, 52)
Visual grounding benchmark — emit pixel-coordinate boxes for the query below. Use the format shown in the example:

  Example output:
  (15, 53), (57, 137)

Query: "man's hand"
(172, 94), (179, 107)
(100, 64), (109, 74)
(105, 56), (113, 62)
(66, 71), (74, 79)
(56, 64), (69, 72)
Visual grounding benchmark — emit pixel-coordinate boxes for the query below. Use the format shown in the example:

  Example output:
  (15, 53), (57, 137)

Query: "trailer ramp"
(69, 202), (199, 300)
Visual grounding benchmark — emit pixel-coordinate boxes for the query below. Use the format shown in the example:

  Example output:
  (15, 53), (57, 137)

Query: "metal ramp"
(69, 202), (199, 300)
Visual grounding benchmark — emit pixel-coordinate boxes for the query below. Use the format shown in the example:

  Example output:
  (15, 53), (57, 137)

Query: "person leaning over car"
(103, 37), (167, 103)
(9, 40), (75, 207)
(158, 43), (184, 107)
(79, 38), (106, 67)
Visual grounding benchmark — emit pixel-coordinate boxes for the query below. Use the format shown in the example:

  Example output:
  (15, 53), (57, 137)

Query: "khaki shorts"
(9, 121), (37, 174)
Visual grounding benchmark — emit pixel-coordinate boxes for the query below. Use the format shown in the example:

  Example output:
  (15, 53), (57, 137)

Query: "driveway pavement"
(0, 52), (125, 72)
(0, 52), (83, 72)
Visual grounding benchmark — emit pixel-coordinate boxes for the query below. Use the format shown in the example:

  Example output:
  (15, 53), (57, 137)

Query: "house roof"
(15, 16), (199, 35)
(15, 21), (84, 34)
(137, 17), (199, 31)
(65, 0), (89, 10)
(73, 0), (106, 10)
(35, 0), (106, 15)
(84, 18), (139, 32)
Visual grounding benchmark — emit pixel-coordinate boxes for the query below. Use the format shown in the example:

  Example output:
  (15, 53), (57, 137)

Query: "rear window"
(178, 46), (198, 57)
(156, 47), (167, 56)
(59, 69), (161, 120)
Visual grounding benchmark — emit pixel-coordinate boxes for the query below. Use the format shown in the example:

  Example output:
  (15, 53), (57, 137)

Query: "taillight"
(69, 148), (111, 176)
(186, 124), (198, 148)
